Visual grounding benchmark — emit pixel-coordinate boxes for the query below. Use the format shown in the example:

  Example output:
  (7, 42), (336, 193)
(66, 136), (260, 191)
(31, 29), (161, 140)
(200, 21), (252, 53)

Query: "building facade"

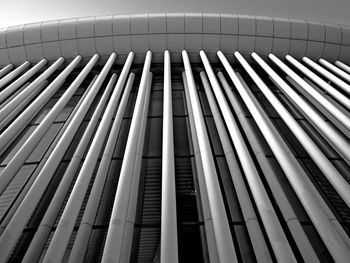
(0, 13), (349, 262)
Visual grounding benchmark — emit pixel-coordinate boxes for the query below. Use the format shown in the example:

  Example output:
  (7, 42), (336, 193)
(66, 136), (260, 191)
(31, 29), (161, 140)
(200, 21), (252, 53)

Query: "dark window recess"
(331, 160), (350, 183)
(277, 93), (305, 119)
(298, 119), (340, 159)
(148, 91), (163, 117)
(301, 159), (350, 225)
(132, 158), (162, 262)
(197, 89), (212, 116)
(266, 157), (310, 222)
(172, 90), (187, 116)
(233, 224), (257, 263)
(83, 228), (108, 263)
(302, 224), (334, 263)
(94, 159), (122, 225)
(124, 91), (137, 118)
(84, 94), (102, 121)
(63, 120), (90, 161)
(112, 118), (132, 159)
(215, 157), (244, 223)
(175, 157), (199, 223)
(143, 117), (163, 157)
(205, 116), (224, 156)
(272, 118), (309, 158)
(7, 162), (70, 262)
(173, 116), (192, 156)
(178, 224), (204, 263)
(28, 161), (70, 228)
(254, 92), (280, 118)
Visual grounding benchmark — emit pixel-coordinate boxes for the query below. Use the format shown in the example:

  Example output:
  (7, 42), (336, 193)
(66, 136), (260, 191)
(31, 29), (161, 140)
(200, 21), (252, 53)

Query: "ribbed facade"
(0, 13), (350, 263)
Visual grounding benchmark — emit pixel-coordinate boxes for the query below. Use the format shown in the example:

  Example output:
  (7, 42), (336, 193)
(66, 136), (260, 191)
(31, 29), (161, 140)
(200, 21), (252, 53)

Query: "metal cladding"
(0, 13), (350, 263)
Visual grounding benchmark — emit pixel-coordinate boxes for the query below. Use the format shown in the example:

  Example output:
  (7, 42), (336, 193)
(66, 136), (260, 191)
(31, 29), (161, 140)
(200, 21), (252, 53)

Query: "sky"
(1, 0), (350, 29)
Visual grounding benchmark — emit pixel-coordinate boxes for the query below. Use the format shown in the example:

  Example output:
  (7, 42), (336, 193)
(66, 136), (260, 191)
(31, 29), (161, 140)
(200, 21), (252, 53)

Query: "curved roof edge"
(0, 13), (350, 66)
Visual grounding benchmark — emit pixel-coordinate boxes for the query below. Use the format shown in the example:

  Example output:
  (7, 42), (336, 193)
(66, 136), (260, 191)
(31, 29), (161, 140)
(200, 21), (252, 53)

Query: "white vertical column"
(119, 72), (152, 263)
(20, 76), (102, 263)
(0, 61), (30, 89)
(0, 75), (98, 236)
(199, 71), (272, 262)
(319, 58), (350, 83)
(0, 59), (47, 104)
(303, 57), (350, 96)
(268, 55), (350, 164)
(161, 50), (178, 263)
(43, 72), (122, 263)
(230, 51), (350, 262)
(182, 72), (220, 263)
(68, 73), (135, 263)
(0, 55), (92, 195)
(0, 64), (14, 79)
(335, 60), (350, 74)
(203, 50), (296, 263)
(0, 57), (64, 126)
(286, 55), (350, 110)
(0, 52), (117, 263)
(183, 50), (237, 263)
(101, 51), (152, 263)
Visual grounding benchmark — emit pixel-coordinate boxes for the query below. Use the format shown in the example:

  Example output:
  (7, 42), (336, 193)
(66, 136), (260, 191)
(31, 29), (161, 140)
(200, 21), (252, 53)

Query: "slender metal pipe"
(0, 53), (117, 263)
(182, 72), (220, 263)
(0, 64), (14, 79)
(161, 50), (179, 263)
(266, 54), (350, 165)
(119, 72), (152, 263)
(0, 81), (30, 111)
(0, 56), (82, 195)
(43, 73), (120, 263)
(286, 55), (350, 110)
(319, 58), (350, 83)
(0, 61), (30, 89)
(101, 51), (152, 263)
(202, 50), (296, 263)
(184, 50), (237, 263)
(230, 50), (350, 262)
(21, 74), (107, 263)
(68, 73), (135, 263)
(0, 80), (51, 133)
(276, 56), (350, 130)
(288, 76), (350, 139)
(219, 70), (350, 251)
(0, 75), (98, 236)
(200, 71), (273, 262)
(335, 60), (350, 75)
(44, 52), (134, 263)
(0, 59), (47, 104)
(0, 57), (64, 125)
(303, 57), (350, 96)
(0, 55), (95, 194)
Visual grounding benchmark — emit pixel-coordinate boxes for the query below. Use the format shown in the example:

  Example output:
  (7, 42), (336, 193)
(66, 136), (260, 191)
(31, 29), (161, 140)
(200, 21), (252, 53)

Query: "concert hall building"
(0, 13), (350, 262)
